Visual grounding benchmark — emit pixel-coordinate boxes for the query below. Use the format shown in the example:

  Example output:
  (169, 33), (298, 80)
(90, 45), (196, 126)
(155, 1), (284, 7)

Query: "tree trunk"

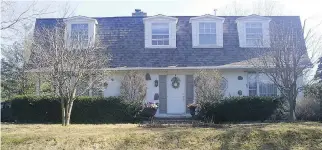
(65, 111), (71, 126)
(65, 100), (74, 126)
(320, 96), (322, 122)
(288, 94), (297, 122)
(61, 99), (66, 126)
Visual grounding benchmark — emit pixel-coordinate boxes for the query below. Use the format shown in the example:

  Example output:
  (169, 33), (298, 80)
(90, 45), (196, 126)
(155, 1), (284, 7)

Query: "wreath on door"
(171, 76), (180, 89)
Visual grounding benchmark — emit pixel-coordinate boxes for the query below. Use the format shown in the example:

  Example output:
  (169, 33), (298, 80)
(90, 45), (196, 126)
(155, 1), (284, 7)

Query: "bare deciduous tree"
(1, 0), (51, 40)
(245, 19), (321, 121)
(120, 71), (147, 102)
(218, 0), (283, 16)
(30, 20), (110, 126)
(194, 70), (224, 103)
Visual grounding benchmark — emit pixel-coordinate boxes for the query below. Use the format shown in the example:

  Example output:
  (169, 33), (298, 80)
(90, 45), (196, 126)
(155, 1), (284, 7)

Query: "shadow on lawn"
(218, 126), (322, 150)
(137, 122), (322, 149)
(139, 122), (272, 129)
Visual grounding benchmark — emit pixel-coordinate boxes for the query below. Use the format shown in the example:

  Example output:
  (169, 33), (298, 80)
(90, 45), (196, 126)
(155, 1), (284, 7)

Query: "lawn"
(2, 122), (322, 150)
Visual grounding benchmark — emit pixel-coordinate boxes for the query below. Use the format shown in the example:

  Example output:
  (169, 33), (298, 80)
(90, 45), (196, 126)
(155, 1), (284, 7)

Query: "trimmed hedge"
(197, 96), (281, 123)
(10, 95), (142, 123)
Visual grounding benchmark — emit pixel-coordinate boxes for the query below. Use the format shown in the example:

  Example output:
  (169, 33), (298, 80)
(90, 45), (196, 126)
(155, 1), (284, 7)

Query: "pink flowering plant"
(140, 102), (158, 118)
(145, 102), (158, 109)
(187, 103), (198, 109)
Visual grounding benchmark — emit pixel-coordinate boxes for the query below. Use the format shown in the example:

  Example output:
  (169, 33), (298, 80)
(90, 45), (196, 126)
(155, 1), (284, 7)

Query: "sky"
(7, 0), (322, 39)
(5, 0), (322, 37)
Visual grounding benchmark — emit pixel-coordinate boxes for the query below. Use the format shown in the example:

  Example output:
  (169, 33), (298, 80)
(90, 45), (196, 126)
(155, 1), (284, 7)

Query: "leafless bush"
(296, 96), (320, 121)
(120, 71), (147, 102)
(194, 69), (224, 103)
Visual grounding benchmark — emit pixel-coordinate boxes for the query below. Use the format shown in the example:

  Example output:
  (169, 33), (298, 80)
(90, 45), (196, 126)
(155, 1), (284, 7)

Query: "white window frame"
(143, 15), (178, 49)
(198, 22), (217, 45)
(70, 23), (89, 44)
(247, 72), (278, 96)
(248, 72), (258, 96)
(63, 16), (98, 47)
(236, 15), (271, 48)
(151, 23), (170, 46)
(245, 22), (263, 47)
(259, 82), (278, 96)
(189, 14), (225, 48)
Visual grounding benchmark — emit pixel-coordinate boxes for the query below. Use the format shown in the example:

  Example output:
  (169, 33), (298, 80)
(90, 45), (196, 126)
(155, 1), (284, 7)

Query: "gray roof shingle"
(34, 16), (308, 68)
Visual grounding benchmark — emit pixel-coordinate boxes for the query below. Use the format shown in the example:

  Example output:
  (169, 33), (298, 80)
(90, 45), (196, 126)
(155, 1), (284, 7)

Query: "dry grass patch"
(1, 122), (322, 150)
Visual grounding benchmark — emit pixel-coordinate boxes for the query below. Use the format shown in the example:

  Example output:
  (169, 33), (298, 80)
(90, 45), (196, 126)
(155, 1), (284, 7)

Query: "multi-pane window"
(71, 24), (89, 43)
(259, 83), (278, 96)
(199, 22), (216, 45)
(246, 22), (263, 46)
(248, 73), (257, 96)
(248, 72), (278, 96)
(151, 23), (169, 45)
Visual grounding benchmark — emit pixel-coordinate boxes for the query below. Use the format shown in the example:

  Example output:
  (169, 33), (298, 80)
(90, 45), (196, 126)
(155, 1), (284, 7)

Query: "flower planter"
(189, 107), (196, 116)
(187, 103), (198, 117)
(141, 107), (157, 118)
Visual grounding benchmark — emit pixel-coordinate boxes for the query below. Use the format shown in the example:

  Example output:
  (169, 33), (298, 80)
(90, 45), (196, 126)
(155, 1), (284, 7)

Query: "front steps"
(141, 117), (202, 127)
(154, 117), (195, 124)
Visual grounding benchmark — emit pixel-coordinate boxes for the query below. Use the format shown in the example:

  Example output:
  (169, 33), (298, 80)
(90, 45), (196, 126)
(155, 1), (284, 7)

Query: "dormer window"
(63, 16), (98, 46)
(71, 24), (89, 43)
(190, 14), (225, 48)
(143, 15), (177, 48)
(151, 23), (169, 45)
(245, 22), (263, 46)
(236, 15), (271, 48)
(199, 22), (216, 45)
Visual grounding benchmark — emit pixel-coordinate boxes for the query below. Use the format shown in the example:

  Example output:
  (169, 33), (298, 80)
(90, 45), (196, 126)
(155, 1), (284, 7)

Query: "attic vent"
(132, 9), (147, 17)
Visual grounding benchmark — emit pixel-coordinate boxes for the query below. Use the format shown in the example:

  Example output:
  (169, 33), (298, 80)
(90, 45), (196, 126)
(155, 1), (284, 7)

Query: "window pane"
(152, 40), (158, 45)
(246, 28), (262, 33)
(259, 83), (277, 96)
(249, 90), (257, 96)
(199, 22), (216, 45)
(152, 23), (169, 34)
(245, 22), (263, 46)
(246, 22), (262, 28)
(246, 34), (262, 39)
(199, 28), (205, 33)
(200, 23), (205, 28)
(199, 34), (216, 44)
(246, 39), (262, 46)
(248, 73), (257, 96)
(71, 23), (88, 42)
(152, 35), (169, 40)
(151, 23), (169, 46)
(205, 23), (211, 28)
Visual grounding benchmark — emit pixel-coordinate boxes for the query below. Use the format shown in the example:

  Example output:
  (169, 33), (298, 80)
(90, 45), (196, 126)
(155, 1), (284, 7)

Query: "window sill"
(240, 45), (270, 48)
(145, 46), (177, 49)
(193, 45), (223, 48)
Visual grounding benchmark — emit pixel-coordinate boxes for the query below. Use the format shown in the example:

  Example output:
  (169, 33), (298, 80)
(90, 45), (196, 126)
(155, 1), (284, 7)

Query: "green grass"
(2, 122), (322, 150)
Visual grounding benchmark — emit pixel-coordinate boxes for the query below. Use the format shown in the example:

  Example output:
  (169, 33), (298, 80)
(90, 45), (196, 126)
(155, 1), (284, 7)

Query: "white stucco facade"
(102, 69), (304, 117)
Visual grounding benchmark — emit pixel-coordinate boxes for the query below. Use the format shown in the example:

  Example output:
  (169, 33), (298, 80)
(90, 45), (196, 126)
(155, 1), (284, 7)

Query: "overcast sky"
(32, 0), (322, 17)
(7, 0), (322, 36)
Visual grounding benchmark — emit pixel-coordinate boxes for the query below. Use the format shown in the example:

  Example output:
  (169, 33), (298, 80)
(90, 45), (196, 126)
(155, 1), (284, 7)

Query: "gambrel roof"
(34, 16), (309, 68)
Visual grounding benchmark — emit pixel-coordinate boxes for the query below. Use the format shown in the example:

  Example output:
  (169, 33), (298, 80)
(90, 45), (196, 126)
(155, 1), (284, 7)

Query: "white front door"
(167, 75), (186, 114)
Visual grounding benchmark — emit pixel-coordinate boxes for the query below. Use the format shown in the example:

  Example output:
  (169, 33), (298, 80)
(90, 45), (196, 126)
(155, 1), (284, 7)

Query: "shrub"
(197, 96), (281, 123)
(120, 71), (147, 102)
(194, 70), (224, 103)
(10, 95), (143, 123)
(10, 95), (61, 123)
(296, 97), (320, 121)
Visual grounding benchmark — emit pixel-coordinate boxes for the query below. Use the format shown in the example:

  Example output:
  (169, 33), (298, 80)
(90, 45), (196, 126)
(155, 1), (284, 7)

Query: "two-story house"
(33, 9), (307, 117)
